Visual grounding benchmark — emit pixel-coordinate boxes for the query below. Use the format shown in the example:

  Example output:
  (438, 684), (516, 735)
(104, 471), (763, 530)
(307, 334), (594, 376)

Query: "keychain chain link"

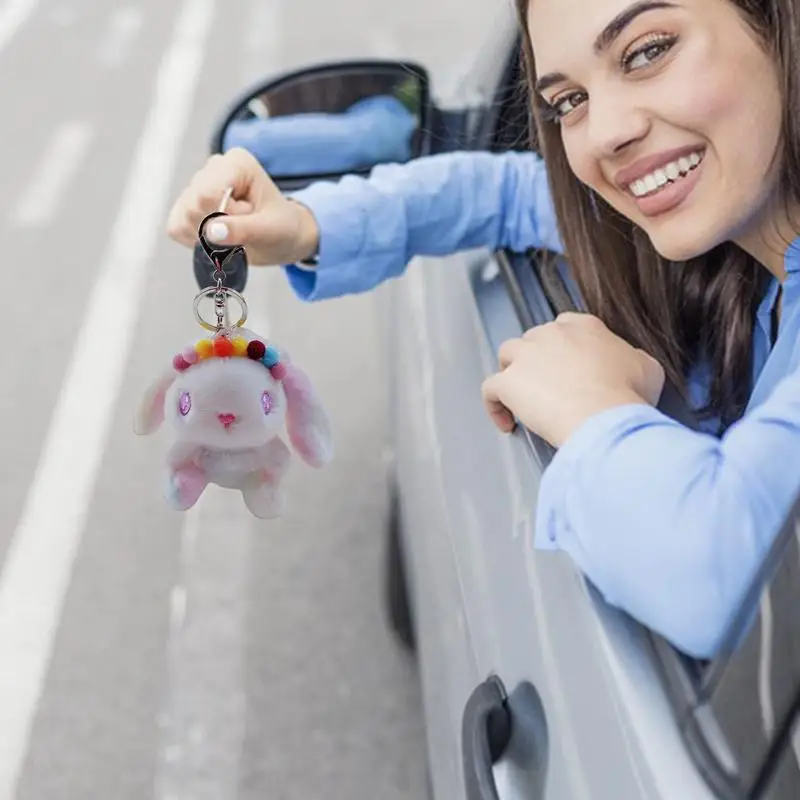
(212, 257), (227, 332)
(193, 187), (248, 334)
(212, 187), (235, 333)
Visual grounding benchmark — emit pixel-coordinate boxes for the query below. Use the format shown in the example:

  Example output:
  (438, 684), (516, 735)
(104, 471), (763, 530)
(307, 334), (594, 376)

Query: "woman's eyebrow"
(535, 0), (676, 94)
(594, 0), (676, 53)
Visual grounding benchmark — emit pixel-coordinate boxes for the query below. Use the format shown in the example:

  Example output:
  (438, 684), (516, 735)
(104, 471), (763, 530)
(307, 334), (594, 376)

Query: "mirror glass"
(218, 65), (427, 181)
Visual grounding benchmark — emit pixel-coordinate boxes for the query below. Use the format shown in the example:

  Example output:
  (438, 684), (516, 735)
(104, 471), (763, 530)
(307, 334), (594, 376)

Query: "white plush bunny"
(134, 328), (333, 518)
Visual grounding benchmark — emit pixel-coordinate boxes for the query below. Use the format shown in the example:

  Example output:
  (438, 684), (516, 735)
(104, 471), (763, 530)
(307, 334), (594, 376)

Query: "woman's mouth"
(626, 150), (706, 218)
(627, 151), (704, 197)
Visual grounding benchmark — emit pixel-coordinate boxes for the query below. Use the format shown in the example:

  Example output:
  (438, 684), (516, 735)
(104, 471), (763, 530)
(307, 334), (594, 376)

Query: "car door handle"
(462, 675), (512, 800)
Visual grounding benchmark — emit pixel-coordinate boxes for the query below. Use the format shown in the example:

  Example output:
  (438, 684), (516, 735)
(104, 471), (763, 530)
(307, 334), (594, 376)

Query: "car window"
(488, 44), (532, 154)
(466, 38), (532, 156)
(484, 34), (800, 800)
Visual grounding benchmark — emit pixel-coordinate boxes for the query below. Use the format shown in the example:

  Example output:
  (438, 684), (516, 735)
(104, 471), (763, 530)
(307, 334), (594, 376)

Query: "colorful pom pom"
(178, 336), (284, 374)
(213, 336), (234, 358)
(263, 345), (280, 368)
(247, 340), (266, 360)
(270, 363), (287, 380)
(196, 339), (214, 359)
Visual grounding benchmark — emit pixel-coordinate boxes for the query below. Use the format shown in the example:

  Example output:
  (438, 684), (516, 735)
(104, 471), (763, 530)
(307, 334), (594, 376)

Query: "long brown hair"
(515, 0), (800, 427)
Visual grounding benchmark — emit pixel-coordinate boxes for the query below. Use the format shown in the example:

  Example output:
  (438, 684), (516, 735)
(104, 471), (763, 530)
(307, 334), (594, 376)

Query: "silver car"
(195, 12), (800, 800)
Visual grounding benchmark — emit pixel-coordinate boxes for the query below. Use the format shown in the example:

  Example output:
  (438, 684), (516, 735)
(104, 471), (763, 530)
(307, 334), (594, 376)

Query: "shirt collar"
(756, 274), (780, 326)
(755, 236), (800, 324)
(785, 235), (800, 274)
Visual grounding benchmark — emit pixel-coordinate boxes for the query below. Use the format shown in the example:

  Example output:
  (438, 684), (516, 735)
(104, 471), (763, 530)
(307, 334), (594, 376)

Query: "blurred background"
(0, 0), (498, 798)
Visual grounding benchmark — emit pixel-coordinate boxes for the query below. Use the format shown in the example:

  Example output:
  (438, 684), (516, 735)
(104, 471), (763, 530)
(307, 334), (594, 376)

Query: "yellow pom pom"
(195, 339), (214, 359)
(232, 336), (248, 356)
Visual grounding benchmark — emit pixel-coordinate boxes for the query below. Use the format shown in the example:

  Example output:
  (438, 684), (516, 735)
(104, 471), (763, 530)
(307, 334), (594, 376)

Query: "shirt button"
(547, 511), (558, 542)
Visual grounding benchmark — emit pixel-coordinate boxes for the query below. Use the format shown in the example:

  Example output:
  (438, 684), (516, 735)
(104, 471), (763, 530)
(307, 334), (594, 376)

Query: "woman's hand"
(166, 147), (320, 266)
(482, 313), (665, 447)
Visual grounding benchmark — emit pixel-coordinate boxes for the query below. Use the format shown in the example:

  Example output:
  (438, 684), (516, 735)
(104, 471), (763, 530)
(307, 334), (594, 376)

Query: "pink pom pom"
(182, 347), (198, 364)
(173, 354), (190, 371)
(270, 363), (287, 380)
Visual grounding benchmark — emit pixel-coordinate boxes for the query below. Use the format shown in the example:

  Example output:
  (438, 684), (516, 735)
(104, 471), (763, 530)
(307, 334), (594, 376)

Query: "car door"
(393, 18), (800, 800)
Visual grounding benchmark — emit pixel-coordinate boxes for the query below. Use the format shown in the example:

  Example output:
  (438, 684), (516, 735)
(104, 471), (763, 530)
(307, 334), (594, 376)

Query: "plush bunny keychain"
(134, 196), (334, 519)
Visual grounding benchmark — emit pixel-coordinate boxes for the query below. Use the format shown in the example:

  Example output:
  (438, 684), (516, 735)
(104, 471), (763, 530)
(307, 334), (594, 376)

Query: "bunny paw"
(242, 481), (286, 519)
(164, 466), (207, 511)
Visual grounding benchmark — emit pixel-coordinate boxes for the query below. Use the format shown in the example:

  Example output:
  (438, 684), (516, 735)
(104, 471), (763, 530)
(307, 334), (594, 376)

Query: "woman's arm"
(285, 149), (562, 301)
(534, 369), (800, 659)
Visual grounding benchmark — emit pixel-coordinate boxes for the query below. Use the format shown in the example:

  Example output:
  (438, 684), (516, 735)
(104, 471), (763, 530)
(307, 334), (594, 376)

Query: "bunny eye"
(261, 391), (274, 415)
(178, 391), (192, 416)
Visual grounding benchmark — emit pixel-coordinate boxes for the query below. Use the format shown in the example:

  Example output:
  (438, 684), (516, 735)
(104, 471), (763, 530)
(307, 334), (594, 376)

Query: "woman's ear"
(281, 362), (334, 468)
(133, 371), (176, 436)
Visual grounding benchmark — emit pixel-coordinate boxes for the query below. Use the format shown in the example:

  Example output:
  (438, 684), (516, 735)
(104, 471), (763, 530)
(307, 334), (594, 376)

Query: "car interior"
(482, 37), (800, 800)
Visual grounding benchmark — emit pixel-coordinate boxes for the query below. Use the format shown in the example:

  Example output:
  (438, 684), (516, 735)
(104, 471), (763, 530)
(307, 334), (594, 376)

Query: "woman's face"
(527, 0), (784, 263)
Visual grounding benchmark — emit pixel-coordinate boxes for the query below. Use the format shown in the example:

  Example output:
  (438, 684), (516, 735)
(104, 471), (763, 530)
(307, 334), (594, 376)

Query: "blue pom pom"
(263, 345), (280, 368)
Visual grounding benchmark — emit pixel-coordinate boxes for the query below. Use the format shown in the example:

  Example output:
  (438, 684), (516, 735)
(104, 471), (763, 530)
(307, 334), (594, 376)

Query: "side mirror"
(211, 60), (431, 190)
(193, 60), (432, 292)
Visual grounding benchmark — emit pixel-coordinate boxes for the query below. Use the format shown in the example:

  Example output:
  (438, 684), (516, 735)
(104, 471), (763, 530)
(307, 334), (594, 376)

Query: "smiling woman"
(495, 0), (800, 656)
(517, 0), (795, 426)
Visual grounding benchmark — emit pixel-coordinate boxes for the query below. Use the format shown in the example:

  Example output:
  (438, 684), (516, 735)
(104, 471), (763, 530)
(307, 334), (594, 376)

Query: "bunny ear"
(281, 361), (334, 468)
(133, 371), (176, 436)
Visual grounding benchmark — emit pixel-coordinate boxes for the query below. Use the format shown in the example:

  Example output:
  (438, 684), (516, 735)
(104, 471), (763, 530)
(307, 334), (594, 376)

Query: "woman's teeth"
(629, 151), (703, 198)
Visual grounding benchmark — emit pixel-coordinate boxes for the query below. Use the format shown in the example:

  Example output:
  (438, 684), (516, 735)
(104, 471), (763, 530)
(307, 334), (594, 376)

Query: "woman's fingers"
(481, 372), (516, 433)
(498, 337), (525, 370)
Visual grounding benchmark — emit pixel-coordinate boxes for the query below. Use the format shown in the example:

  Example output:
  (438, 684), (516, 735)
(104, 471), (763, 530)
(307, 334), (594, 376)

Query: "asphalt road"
(0, 0), (496, 797)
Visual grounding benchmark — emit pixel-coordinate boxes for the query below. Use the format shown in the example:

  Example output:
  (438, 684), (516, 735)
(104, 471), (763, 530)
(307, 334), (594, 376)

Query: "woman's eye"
(261, 391), (274, 415)
(178, 391), (192, 416)
(622, 35), (677, 72)
(545, 91), (588, 123)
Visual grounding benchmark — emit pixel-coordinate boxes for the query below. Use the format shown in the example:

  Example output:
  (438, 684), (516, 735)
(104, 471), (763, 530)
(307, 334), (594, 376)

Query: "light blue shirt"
(222, 95), (417, 177)
(286, 150), (800, 659)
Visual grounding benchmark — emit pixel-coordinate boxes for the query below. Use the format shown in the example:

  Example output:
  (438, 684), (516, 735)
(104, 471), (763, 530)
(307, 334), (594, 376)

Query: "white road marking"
(0, 0), (217, 795)
(0, 0), (40, 56)
(10, 120), (95, 228)
(96, 6), (144, 68)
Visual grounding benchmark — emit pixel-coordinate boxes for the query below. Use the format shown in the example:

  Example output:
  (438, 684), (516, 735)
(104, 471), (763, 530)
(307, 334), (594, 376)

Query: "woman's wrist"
(288, 198), (321, 267)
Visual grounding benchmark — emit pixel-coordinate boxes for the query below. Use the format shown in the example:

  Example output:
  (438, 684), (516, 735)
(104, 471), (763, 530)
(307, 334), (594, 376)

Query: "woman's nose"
(587, 94), (651, 158)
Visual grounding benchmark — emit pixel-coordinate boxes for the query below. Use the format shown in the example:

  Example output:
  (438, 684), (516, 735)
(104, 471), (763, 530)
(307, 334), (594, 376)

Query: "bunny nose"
(218, 413), (237, 429)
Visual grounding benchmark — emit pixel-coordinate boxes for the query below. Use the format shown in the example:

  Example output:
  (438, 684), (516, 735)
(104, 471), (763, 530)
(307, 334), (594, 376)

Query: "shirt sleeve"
(534, 368), (800, 659)
(284, 149), (563, 301)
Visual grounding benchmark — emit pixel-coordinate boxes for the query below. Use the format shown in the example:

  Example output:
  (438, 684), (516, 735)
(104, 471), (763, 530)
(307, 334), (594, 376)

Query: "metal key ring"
(193, 286), (249, 332)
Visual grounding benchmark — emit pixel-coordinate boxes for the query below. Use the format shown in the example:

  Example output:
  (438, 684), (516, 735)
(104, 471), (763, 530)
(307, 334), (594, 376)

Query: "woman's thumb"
(205, 214), (263, 249)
